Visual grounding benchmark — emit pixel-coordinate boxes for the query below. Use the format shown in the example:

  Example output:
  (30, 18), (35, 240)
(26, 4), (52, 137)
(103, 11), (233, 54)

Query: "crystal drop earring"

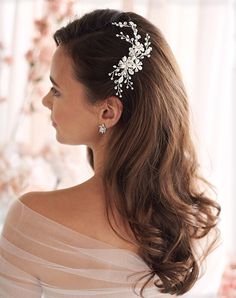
(98, 123), (107, 134)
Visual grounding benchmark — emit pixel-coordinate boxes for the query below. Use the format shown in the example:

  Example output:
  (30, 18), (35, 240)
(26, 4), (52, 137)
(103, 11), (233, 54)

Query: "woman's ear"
(99, 96), (123, 128)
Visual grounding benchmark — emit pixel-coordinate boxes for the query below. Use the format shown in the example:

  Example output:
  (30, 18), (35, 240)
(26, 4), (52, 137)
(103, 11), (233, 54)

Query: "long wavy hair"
(53, 9), (221, 297)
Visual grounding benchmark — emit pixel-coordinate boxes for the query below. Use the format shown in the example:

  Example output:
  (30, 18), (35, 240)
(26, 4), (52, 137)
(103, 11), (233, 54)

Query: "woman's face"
(42, 45), (101, 147)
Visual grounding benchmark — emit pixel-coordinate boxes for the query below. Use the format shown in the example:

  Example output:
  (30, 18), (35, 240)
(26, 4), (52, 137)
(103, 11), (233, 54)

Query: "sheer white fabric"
(0, 197), (224, 298)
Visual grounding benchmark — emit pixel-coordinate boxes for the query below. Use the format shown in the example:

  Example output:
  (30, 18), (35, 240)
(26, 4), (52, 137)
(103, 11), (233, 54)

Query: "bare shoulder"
(19, 190), (60, 214)
(18, 186), (139, 253)
(18, 184), (109, 233)
(18, 188), (102, 235)
(19, 190), (49, 207)
(18, 187), (84, 220)
(18, 178), (101, 214)
(19, 176), (108, 217)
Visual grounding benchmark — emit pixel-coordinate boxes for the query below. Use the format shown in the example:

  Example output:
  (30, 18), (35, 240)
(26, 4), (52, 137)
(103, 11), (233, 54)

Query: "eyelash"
(50, 87), (60, 97)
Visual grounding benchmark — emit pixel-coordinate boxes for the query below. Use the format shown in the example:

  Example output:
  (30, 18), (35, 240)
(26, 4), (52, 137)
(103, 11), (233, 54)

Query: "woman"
(0, 8), (223, 298)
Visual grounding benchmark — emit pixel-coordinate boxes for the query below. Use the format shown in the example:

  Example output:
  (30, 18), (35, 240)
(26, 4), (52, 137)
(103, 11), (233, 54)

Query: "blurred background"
(0, 0), (235, 295)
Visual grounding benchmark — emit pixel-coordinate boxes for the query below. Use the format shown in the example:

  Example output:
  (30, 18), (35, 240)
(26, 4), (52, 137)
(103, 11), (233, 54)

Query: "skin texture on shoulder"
(18, 176), (106, 222)
(18, 183), (105, 229)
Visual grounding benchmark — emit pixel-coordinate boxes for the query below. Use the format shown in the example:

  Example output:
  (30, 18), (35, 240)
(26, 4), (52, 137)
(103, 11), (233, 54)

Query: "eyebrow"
(49, 76), (60, 88)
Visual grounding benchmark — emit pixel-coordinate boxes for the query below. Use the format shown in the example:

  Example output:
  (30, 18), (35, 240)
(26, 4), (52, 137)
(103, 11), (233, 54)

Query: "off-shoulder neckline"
(15, 197), (142, 260)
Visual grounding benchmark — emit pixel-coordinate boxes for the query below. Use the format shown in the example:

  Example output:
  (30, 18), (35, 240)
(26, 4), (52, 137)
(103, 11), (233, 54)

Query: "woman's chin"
(54, 130), (64, 142)
(53, 130), (83, 145)
(55, 133), (72, 145)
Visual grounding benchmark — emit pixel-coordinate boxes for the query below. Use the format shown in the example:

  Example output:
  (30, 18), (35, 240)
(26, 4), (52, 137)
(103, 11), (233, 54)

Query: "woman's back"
(18, 178), (140, 255)
(0, 187), (160, 298)
(0, 185), (224, 298)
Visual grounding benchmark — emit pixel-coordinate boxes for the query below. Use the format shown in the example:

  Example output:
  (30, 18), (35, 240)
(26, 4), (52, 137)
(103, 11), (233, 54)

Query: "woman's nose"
(42, 92), (52, 109)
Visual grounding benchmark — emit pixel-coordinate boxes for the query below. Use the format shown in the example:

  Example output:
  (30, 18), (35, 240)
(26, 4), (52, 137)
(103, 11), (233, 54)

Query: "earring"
(98, 123), (107, 134)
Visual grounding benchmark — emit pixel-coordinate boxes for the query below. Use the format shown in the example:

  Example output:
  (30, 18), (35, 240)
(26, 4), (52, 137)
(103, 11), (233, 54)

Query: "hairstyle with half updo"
(53, 9), (221, 297)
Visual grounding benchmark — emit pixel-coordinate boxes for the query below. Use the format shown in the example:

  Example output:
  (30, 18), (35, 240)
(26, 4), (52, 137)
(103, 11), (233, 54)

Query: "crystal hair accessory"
(108, 20), (152, 98)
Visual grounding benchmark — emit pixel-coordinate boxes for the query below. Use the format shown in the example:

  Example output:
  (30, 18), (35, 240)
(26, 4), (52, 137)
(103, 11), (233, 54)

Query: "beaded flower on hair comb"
(108, 20), (152, 98)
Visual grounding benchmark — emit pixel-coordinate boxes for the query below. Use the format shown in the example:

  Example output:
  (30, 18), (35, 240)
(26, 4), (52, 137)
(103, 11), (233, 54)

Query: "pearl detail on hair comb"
(108, 21), (152, 98)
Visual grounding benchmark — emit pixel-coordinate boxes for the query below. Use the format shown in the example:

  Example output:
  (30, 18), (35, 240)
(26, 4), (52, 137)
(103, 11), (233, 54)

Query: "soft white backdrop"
(0, 0), (235, 265)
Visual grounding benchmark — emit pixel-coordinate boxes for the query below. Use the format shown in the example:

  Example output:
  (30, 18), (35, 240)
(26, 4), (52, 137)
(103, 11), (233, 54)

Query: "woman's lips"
(51, 116), (57, 126)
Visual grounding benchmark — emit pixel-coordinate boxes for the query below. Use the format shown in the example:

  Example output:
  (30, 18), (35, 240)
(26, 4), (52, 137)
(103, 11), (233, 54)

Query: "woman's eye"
(50, 87), (60, 97)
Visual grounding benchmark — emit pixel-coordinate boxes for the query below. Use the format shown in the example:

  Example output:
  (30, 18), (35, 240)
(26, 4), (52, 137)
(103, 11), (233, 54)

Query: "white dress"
(0, 197), (225, 298)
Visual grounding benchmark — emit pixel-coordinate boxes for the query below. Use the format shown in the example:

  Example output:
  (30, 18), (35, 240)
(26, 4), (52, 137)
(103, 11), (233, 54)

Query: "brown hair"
(53, 9), (221, 297)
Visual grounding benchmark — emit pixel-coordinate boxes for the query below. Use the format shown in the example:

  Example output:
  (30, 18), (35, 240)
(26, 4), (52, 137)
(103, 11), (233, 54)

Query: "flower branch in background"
(0, 41), (12, 104)
(0, 0), (80, 210)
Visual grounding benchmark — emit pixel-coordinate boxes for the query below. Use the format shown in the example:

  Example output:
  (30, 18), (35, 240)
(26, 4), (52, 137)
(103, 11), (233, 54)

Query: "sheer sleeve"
(0, 198), (43, 297)
(0, 197), (159, 298)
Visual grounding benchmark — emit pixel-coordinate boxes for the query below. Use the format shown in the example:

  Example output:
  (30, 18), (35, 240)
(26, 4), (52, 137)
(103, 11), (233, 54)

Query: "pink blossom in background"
(32, 36), (41, 45)
(218, 259), (236, 297)
(27, 69), (42, 82)
(63, 0), (75, 18)
(46, 0), (75, 20)
(39, 43), (55, 64)
(47, 0), (64, 13)
(34, 17), (50, 36)
(3, 56), (13, 65)
(25, 50), (34, 63)
(0, 147), (33, 198)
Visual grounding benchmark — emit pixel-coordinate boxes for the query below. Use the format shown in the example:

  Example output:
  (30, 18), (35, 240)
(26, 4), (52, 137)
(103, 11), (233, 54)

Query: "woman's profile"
(0, 8), (222, 298)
